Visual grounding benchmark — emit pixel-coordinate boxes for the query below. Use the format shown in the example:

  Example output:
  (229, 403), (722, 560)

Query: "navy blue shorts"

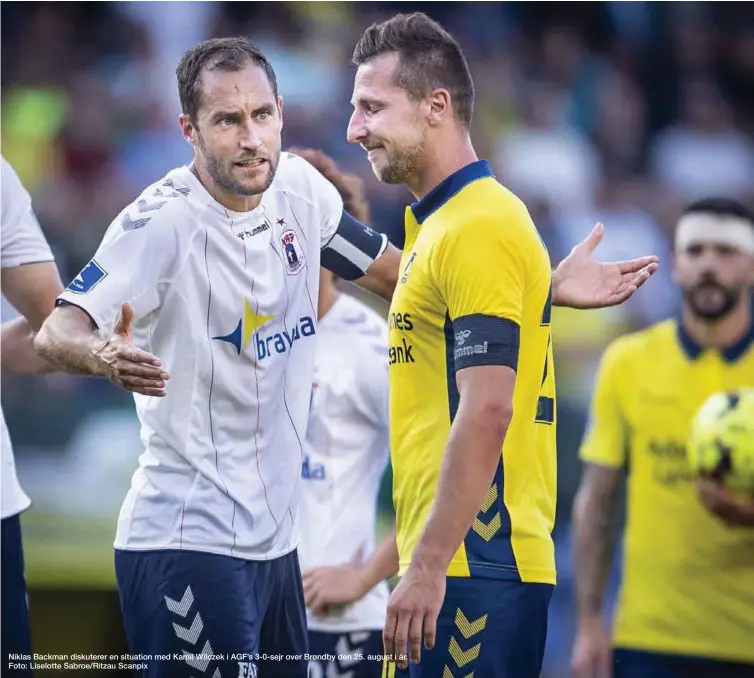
(2, 514), (33, 678)
(309, 631), (383, 678)
(115, 548), (308, 678)
(614, 648), (754, 678)
(386, 577), (553, 678)
(308, 630), (383, 678)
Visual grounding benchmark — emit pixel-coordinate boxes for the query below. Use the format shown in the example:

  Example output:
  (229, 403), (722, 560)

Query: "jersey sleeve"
(56, 201), (180, 334)
(579, 339), (631, 468)
(432, 217), (529, 373)
(1, 158), (54, 268)
(293, 155), (388, 281)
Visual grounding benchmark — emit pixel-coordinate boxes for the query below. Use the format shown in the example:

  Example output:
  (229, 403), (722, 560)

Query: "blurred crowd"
(1, 2), (754, 672)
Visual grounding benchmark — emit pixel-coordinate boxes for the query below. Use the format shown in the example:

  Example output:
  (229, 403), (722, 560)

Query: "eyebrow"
(210, 104), (275, 121)
(351, 96), (382, 108)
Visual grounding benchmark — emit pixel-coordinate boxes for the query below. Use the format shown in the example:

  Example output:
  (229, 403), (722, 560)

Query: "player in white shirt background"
(33, 32), (657, 678)
(1, 157), (65, 674)
(289, 149), (400, 678)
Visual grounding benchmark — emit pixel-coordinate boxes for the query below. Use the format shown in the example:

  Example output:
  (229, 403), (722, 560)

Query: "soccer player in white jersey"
(36, 35), (657, 678)
(1, 157), (64, 673)
(34, 38), (400, 678)
(289, 149), (399, 678)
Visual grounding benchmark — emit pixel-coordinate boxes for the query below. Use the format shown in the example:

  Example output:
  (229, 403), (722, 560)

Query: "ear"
(179, 114), (197, 147)
(277, 96), (284, 130)
(427, 88), (451, 126)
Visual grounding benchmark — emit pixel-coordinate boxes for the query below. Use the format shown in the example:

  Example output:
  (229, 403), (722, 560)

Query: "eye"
(686, 244), (703, 257)
(219, 117), (235, 126)
(257, 111), (269, 121)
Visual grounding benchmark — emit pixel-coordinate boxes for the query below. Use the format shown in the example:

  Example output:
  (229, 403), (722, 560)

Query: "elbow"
(471, 399), (513, 447)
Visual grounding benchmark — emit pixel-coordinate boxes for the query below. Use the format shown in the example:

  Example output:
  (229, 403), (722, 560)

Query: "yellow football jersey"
(388, 160), (557, 584)
(581, 318), (754, 664)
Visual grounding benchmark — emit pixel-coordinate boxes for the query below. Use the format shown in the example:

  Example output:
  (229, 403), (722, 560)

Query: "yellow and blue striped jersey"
(581, 318), (754, 664)
(388, 160), (557, 584)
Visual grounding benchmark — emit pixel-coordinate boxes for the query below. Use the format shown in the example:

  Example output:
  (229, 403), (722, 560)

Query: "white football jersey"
(298, 294), (390, 632)
(57, 153), (385, 560)
(1, 157), (55, 519)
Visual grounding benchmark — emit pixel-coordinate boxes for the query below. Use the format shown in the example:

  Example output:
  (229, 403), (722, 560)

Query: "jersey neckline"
(675, 307), (754, 363)
(410, 159), (494, 225)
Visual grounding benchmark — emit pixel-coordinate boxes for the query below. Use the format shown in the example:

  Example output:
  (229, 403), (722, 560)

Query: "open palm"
(553, 223), (660, 309)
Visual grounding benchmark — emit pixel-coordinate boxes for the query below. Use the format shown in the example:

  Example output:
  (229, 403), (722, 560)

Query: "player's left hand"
(697, 478), (754, 527)
(552, 223), (659, 309)
(302, 562), (368, 616)
(383, 562), (445, 670)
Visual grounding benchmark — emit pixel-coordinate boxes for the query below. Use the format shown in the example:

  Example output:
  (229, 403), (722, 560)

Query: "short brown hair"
(352, 12), (475, 127)
(176, 36), (278, 123)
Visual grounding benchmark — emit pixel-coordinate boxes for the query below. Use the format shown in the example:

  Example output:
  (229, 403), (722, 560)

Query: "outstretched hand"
(552, 223), (660, 310)
(95, 302), (169, 397)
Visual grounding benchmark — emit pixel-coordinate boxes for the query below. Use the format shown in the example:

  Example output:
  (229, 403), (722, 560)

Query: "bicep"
(57, 219), (177, 333)
(1, 261), (64, 329)
(456, 364), (516, 427)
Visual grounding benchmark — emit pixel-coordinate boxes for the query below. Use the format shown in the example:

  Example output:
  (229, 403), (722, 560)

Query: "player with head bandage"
(572, 198), (754, 678)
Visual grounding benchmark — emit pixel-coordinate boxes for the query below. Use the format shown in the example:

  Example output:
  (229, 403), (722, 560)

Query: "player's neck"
(190, 162), (262, 212)
(318, 286), (340, 320)
(409, 132), (478, 201)
(682, 298), (752, 351)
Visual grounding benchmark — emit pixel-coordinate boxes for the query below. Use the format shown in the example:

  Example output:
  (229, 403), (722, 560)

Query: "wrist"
(89, 337), (112, 378)
(411, 545), (450, 576)
(576, 612), (605, 630)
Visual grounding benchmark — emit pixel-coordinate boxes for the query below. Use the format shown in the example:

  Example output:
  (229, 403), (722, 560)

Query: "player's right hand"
(571, 616), (612, 678)
(95, 302), (169, 397)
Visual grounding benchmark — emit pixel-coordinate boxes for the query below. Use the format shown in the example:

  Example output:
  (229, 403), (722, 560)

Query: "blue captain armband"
(321, 210), (388, 280)
(452, 313), (520, 371)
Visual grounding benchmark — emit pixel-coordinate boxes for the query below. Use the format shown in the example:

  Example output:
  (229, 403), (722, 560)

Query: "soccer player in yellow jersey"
(346, 12), (658, 678)
(571, 198), (754, 678)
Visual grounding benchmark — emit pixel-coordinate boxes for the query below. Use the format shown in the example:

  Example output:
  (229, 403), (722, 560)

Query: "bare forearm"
(359, 528), (399, 594)
(572, 475), (621, 618)
(34, 309), (107, 377)
(413, 408), (507, 572)
(1, 318), (54, 374)
(355, 242), (401, 302)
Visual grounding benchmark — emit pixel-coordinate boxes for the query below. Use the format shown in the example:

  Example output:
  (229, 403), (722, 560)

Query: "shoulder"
(438, 179), (537, 249)
(602, 319), (676, 371)
(269, 152), (337, 209)
(106, 167), (202, 246)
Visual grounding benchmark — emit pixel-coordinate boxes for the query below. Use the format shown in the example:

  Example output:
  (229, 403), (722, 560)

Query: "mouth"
(234, 158), (267, 169)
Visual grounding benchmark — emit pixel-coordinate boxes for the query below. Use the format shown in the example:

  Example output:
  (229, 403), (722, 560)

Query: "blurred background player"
(571, 199), (754, 678)
(346, 12), (658, 678)
(1, 157), (64, 673)
(290, 148), (399, 678)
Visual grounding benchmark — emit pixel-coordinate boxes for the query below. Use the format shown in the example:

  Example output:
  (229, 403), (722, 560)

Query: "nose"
(346, 110), (366, 145)
(240, 120), (262, 151)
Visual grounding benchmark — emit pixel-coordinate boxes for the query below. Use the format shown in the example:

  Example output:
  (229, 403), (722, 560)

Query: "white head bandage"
(675, 213), (754, 256)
